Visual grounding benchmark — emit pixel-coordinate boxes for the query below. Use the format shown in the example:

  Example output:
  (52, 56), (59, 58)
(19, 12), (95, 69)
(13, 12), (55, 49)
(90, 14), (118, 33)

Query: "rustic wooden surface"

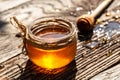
(0, 0), (120, 80)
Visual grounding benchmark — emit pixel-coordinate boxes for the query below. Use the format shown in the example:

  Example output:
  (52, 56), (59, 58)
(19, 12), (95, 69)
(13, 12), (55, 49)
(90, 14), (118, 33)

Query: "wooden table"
(0, 0), (120, 80)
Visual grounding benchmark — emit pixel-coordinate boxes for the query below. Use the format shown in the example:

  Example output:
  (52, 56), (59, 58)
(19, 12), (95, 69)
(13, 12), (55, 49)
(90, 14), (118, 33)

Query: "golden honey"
(26, 17), (77, 70)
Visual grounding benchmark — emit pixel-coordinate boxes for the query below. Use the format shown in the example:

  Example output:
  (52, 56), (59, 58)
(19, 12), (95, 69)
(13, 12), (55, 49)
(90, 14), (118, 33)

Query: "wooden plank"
(91, 63), (120, 80)
(0, 32), (22, 63)
(0, 0), (120, 80)
(0, 0), (31, 12)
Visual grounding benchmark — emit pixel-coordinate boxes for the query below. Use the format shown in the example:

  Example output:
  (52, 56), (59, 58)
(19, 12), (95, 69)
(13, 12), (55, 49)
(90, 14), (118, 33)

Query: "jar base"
(33, 63), (67, 74)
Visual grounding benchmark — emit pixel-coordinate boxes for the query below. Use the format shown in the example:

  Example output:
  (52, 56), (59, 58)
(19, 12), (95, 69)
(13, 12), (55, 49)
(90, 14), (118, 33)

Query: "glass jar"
(26, 16), (77, 70)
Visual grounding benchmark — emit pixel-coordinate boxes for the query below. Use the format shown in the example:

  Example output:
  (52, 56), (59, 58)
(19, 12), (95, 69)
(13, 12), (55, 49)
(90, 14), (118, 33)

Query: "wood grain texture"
(91, 63), (120, 80)
(0, 0), (120, 80)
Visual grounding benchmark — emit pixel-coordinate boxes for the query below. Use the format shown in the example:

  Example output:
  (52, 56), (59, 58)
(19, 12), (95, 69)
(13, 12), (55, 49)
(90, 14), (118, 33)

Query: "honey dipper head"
(76, 15), (95, 34)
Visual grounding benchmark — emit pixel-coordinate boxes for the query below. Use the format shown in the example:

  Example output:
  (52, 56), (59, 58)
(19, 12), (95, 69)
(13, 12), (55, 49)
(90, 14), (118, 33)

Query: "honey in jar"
(26, 16), (77, 70)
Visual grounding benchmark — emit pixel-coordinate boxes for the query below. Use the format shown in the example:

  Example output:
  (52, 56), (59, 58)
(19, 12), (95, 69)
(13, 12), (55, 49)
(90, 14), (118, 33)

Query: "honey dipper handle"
(91, 0), (114, 19)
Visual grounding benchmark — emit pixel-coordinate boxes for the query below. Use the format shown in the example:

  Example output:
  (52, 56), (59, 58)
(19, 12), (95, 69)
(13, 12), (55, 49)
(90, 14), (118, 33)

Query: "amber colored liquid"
(26, 26), (76, 69)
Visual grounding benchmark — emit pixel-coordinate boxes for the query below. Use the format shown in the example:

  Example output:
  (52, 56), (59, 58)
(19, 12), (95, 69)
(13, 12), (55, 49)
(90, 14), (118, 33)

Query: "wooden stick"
(91, 0), (114, 19)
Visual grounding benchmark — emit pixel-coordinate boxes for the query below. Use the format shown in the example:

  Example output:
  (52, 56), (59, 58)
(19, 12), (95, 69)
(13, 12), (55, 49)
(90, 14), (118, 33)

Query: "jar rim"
(27, 16), (77, 44)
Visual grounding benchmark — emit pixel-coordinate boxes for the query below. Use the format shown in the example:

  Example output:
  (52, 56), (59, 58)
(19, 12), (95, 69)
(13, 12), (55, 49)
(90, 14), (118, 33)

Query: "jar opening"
(27, 17), (76, 45)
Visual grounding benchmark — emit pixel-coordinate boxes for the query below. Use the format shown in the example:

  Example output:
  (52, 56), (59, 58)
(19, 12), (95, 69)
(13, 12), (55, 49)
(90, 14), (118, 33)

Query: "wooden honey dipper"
(77, 0), (114, 34)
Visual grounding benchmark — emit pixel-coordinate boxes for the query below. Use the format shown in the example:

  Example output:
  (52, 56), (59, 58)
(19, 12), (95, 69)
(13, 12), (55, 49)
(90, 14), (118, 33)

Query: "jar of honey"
(26, 16), (77, 70)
